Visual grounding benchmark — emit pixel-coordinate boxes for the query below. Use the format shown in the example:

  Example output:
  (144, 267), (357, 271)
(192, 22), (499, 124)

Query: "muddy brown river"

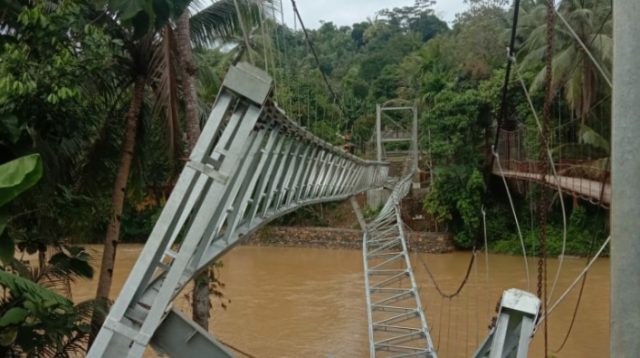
(72, 245), (609, 357)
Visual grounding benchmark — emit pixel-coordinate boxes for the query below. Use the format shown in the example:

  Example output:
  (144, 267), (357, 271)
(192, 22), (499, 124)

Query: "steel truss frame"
(362, 104), (437, 357)
(88, 63), (388, 358)
(362, 174), (437, 358)
(472, 289), (540, 358)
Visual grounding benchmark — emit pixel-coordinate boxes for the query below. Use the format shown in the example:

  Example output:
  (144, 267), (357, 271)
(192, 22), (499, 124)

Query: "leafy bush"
(491, 206), (608, 256)
(423, 88), (490, 248)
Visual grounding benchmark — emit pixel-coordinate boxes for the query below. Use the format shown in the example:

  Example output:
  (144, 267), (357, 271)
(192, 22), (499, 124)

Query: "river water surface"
(73, 245), (609, 357)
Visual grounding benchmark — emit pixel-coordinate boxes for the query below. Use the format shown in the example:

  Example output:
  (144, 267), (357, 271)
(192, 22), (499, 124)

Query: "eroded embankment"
(244, 226), (455, 253)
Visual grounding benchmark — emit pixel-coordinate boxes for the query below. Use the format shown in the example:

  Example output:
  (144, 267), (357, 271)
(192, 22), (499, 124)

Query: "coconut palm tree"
(91, 0), (268, 335)
(171, 0), (267, 329)
(518, 0), (612, 125)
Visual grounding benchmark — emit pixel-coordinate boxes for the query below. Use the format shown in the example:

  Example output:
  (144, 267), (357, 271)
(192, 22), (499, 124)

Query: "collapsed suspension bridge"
(88, 63), (541, 358)
(78, 0), (640, 355)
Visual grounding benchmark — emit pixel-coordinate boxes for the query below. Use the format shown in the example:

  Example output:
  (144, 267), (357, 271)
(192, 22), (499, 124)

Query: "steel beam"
(611, 1), (640, 357)
(472, 289), (540, 358)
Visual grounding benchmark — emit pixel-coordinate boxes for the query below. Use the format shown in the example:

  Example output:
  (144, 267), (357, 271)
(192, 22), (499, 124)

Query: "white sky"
(280, 0), (469, 29)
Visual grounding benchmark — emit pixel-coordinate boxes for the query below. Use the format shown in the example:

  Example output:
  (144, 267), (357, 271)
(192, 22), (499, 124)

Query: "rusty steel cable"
(446, 297), (452, 356)
(218, 337), (258, 358)
(552, 269), (588, 352)
(511, 57), (569, 303)
(417, 250), (476, 300)
(436, 295), (444, 351)
(538, 1), (556, 356)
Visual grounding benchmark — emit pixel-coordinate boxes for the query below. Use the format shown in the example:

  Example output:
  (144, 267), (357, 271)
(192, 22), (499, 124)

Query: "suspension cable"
(417, 251), (476, 300)
(535, 235), (610, 331)
(491, 148), (531, 290)
(258, 5), (269, 73)
(552, 231), (599, 353)
(446, 297), (452, 356)
(512, 57), (568, 304)
(473, 246), (480, 347)
(465, 280), (470, 357)
(481, 206), (491, 323)
(587, 0), (612, 49)
(233, 0), (253, 64)
(289, 0), (340, 106)
(279, 0), (294, 112)
(539, 2), (556, 355)
(490, 0), (522, 169)
(269, 3), (282, 102)
(436, 295), (444, 351)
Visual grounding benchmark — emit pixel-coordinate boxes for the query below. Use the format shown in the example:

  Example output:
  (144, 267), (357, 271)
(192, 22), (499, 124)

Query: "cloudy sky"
(280, 0), (469, 29)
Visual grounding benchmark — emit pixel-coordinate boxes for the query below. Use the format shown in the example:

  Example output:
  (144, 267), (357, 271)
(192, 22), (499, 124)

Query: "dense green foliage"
(1, 0), (612, 251)
(0, 253), (100, 357)
(424, 88), (490, 247)
(0, 153), (98, 356)
(0, 155), (43, 261)
(258, 0), (609, 252)
(1, 1), (125, 251)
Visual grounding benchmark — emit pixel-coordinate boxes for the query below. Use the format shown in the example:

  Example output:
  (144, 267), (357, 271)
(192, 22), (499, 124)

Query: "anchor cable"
(539, 2), (556, 355)
(535, 235), (610, 330)
(218, 338), (258, 358)
(512, 57), (568, 304)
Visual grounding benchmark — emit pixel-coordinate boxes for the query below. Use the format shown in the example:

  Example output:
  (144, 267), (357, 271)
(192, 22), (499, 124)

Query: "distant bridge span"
(493, 160), (610, 206)
(494, 129), (610, 207)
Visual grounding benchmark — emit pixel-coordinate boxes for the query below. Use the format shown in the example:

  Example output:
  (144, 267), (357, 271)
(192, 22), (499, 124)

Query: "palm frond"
(590, 33), (613, 64)
(190, 0), (270, 48)
(190, 0), (238, 47)
(579, 123), (609, 153)
(0, 269), (71, 307)
(151, 26), (182, 161)
(529, 46), (577, 95)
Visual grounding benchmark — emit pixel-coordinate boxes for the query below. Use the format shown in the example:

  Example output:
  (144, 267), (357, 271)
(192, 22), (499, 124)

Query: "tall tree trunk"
(91, 76), (145, 337)
(176, 12), (200, 149)
(175, 11), (211, 330)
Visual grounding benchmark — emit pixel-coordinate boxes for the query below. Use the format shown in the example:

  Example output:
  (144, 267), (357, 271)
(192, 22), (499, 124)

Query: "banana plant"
(0, 154), (42, 263)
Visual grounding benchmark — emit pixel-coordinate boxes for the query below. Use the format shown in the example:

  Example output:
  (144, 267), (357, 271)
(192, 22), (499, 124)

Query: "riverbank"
(245, 226), (455, 253)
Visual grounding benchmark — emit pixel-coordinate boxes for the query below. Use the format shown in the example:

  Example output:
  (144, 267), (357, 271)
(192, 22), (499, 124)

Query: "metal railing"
(494, 159), (611, 206)
(493, 128), (611, 206)
(88, 63), (388, 358)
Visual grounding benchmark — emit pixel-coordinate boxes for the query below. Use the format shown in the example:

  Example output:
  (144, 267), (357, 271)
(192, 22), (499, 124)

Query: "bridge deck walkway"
(494, 169), (610, 205)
